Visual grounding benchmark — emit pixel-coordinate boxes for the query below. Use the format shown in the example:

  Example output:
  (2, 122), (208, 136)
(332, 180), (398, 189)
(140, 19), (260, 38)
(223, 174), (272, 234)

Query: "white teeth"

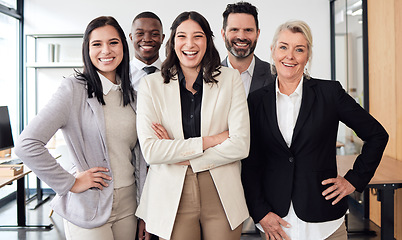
(183, 51), (197, 55)
(283, 63), (295, 67)
(235, 43), (248, 47)
(142, 46), (153, 50)
(100, 58), (113, 62)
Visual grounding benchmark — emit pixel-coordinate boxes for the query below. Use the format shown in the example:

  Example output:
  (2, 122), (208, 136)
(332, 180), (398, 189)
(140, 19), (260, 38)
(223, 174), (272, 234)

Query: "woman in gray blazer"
(15, 16), (147, 240)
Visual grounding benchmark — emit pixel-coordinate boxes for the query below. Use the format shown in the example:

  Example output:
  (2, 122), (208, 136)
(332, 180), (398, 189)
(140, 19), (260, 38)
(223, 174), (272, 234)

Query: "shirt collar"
(275, 76), (304, 98)
(98, 71), (121, 95)
(227, 55), (255, 77)
(131, 57), (162, 72)
(178, 68), (203, 92)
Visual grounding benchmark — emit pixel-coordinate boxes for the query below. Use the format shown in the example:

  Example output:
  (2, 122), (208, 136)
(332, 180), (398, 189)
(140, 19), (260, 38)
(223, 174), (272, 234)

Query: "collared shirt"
(256, 77), (344, 239)
(276, 77), (303, 147)
(98, 72), (121, 95)
(227, 56), (255, 97)
(129, 57), (162, 91)
(178, 68), (203, 139)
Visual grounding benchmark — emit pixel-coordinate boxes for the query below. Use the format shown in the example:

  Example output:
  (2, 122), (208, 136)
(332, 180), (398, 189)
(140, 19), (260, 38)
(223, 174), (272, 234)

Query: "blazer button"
(289, 157), (294, 163)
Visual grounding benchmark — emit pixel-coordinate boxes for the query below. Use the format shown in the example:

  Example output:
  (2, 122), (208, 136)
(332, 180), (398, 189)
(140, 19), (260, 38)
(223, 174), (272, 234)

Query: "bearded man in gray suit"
(221, 2), (274, 97)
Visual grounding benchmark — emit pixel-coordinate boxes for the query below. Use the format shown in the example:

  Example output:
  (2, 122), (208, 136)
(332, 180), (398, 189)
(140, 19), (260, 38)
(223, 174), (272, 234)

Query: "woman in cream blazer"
(135, 11), (250, 240)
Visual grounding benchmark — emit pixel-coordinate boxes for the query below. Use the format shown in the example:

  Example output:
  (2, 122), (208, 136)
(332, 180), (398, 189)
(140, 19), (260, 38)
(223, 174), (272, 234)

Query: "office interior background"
(1, 0), (402, 239)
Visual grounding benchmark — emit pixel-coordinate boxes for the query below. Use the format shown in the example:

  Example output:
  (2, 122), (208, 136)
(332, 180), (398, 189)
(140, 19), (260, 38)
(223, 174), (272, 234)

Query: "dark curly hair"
(222, 1), (259, 30)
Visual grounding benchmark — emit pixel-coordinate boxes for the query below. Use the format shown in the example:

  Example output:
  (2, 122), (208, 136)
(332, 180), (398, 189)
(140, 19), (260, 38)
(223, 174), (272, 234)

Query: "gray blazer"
(15, 76), (147, 229)
(222, 55), (275, 95)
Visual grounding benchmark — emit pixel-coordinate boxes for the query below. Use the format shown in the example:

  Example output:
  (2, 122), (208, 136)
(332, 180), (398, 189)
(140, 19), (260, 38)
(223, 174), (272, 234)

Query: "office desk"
(0, 166), (53, 229)
(337, 155), (402, 240)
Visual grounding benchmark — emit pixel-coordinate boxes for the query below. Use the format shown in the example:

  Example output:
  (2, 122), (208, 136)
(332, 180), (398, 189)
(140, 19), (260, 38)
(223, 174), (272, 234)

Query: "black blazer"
(242, 77), (388, 223)
(221, 55), (274, 95)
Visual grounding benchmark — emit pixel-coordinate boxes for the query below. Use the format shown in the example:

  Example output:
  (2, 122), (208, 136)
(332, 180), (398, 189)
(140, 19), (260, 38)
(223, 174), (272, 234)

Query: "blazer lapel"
(249, 58), (265, 93)
(201, 78), (220, 137)
(292, 78), (316, 144)
(164, 77), (185, 139)
(262, 83), (289, 151)
(87, 97), (108, 156)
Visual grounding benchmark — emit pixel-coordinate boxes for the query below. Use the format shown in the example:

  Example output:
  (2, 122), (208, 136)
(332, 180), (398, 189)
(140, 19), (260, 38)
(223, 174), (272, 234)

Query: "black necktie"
(143, 66), (157, 74)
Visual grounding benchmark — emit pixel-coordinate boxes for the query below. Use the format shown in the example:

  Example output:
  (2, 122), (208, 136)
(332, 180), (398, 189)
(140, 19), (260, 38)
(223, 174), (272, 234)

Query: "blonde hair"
(270, 20), (313, 79)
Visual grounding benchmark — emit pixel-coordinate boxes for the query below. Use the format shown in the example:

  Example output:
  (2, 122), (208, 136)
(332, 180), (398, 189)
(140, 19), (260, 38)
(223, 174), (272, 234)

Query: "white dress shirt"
(257, 77), (344, 239)
(98, 72), (121, 94)
(227, 56), (255, 96)
(129, 57), (162, 91)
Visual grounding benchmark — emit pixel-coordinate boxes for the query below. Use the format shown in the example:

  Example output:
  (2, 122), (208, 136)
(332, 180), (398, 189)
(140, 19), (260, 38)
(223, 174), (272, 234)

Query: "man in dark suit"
(221, 2), (274, 97)
(221, 2), (275, 235)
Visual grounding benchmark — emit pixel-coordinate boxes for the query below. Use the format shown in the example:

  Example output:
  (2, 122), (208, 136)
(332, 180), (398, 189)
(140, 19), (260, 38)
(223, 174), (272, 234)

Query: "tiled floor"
(0, 194), (381, 240)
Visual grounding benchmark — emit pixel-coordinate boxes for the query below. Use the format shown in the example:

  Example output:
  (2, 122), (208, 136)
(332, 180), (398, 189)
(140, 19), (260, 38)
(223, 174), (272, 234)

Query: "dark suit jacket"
(242, 77), (388, 223)
(222, 55), (274, 95)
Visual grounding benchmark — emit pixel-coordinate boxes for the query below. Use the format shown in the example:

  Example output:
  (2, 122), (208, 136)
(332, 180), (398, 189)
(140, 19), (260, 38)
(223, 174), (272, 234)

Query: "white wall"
(24, 0), (331, 79)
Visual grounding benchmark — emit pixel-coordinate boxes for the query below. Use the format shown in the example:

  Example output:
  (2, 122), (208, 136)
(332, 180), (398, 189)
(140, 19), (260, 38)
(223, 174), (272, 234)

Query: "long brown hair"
(161, 11), (221, 84)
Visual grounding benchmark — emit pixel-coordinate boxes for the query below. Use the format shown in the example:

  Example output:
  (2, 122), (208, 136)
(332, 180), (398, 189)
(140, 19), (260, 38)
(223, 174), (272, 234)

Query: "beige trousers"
(64, 184), (137, 240)
(161, 167), (243, 240)
(259, 221), (347, 240)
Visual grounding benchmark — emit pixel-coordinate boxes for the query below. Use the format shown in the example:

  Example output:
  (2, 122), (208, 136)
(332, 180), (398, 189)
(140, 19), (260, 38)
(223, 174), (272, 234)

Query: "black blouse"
(178, 68), (203, 139)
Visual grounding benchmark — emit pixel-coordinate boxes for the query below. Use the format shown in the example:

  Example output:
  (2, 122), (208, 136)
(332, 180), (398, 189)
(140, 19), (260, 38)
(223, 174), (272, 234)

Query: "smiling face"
(272, 29), (309, 83)
(174, 19), (207, 73)
(89, 25), (123, 82)
(130, 18), (164, 65)
(222, 13), (259, 59)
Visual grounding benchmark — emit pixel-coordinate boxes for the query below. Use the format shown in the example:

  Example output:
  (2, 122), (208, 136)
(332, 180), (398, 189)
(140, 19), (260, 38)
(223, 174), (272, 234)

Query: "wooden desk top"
(0, 166), (32, 188)
(337, 155), (402, 185)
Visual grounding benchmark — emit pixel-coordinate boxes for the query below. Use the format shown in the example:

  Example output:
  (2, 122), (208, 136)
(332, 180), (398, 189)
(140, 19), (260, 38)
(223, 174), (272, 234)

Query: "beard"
(225, 37), (257, 58)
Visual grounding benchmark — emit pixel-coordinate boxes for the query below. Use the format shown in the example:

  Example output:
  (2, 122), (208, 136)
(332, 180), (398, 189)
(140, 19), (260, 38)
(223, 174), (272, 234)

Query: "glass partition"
(332, 0), (367, 156)
(331, 0), (369, 214)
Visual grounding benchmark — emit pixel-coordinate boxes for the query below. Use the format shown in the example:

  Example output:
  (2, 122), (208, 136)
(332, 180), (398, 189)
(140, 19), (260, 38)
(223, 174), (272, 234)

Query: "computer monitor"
(0, 106), (14, 151)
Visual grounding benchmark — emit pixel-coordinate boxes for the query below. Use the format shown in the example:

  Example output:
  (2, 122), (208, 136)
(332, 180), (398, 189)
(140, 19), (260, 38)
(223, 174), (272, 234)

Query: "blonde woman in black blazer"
(242, 20), (388, 240)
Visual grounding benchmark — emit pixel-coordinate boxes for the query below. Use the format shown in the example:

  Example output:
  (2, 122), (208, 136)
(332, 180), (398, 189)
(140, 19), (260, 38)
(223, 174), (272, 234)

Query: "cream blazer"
(135, 67), (250, 239)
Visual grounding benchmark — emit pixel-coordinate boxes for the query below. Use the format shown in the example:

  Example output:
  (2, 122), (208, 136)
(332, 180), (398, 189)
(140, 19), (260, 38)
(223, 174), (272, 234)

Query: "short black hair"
(132, 11), (163, 28)
(222, 1), (259, 30)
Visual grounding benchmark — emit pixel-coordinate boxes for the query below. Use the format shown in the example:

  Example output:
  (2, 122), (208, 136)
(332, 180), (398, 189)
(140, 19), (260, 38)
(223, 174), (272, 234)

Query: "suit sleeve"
(189, 71), (250, 172)
(241, 92), (273, 223)
(334, 81), (388, 192)
(136, 76), (205, 165)
(15, 78), (76, 196)
(137, 72), (250, 170)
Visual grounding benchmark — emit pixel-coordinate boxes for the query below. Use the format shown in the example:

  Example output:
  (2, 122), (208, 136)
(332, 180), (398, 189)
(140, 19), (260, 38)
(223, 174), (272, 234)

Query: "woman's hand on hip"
(260, 212), (291, 240)
(322, 175), (356, 205)
(70, 167), (111, 193)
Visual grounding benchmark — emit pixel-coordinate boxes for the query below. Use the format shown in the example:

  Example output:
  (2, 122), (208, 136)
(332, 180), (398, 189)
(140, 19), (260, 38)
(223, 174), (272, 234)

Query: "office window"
(0, 0), (22, 202)
(0, 13), (19, 148)
(331, 0), (368, 155)
(0, 12), (19, 199)
(333, 0), (366, 108)
(0, 0), (16, 9)
(331, 0), (368, 211)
